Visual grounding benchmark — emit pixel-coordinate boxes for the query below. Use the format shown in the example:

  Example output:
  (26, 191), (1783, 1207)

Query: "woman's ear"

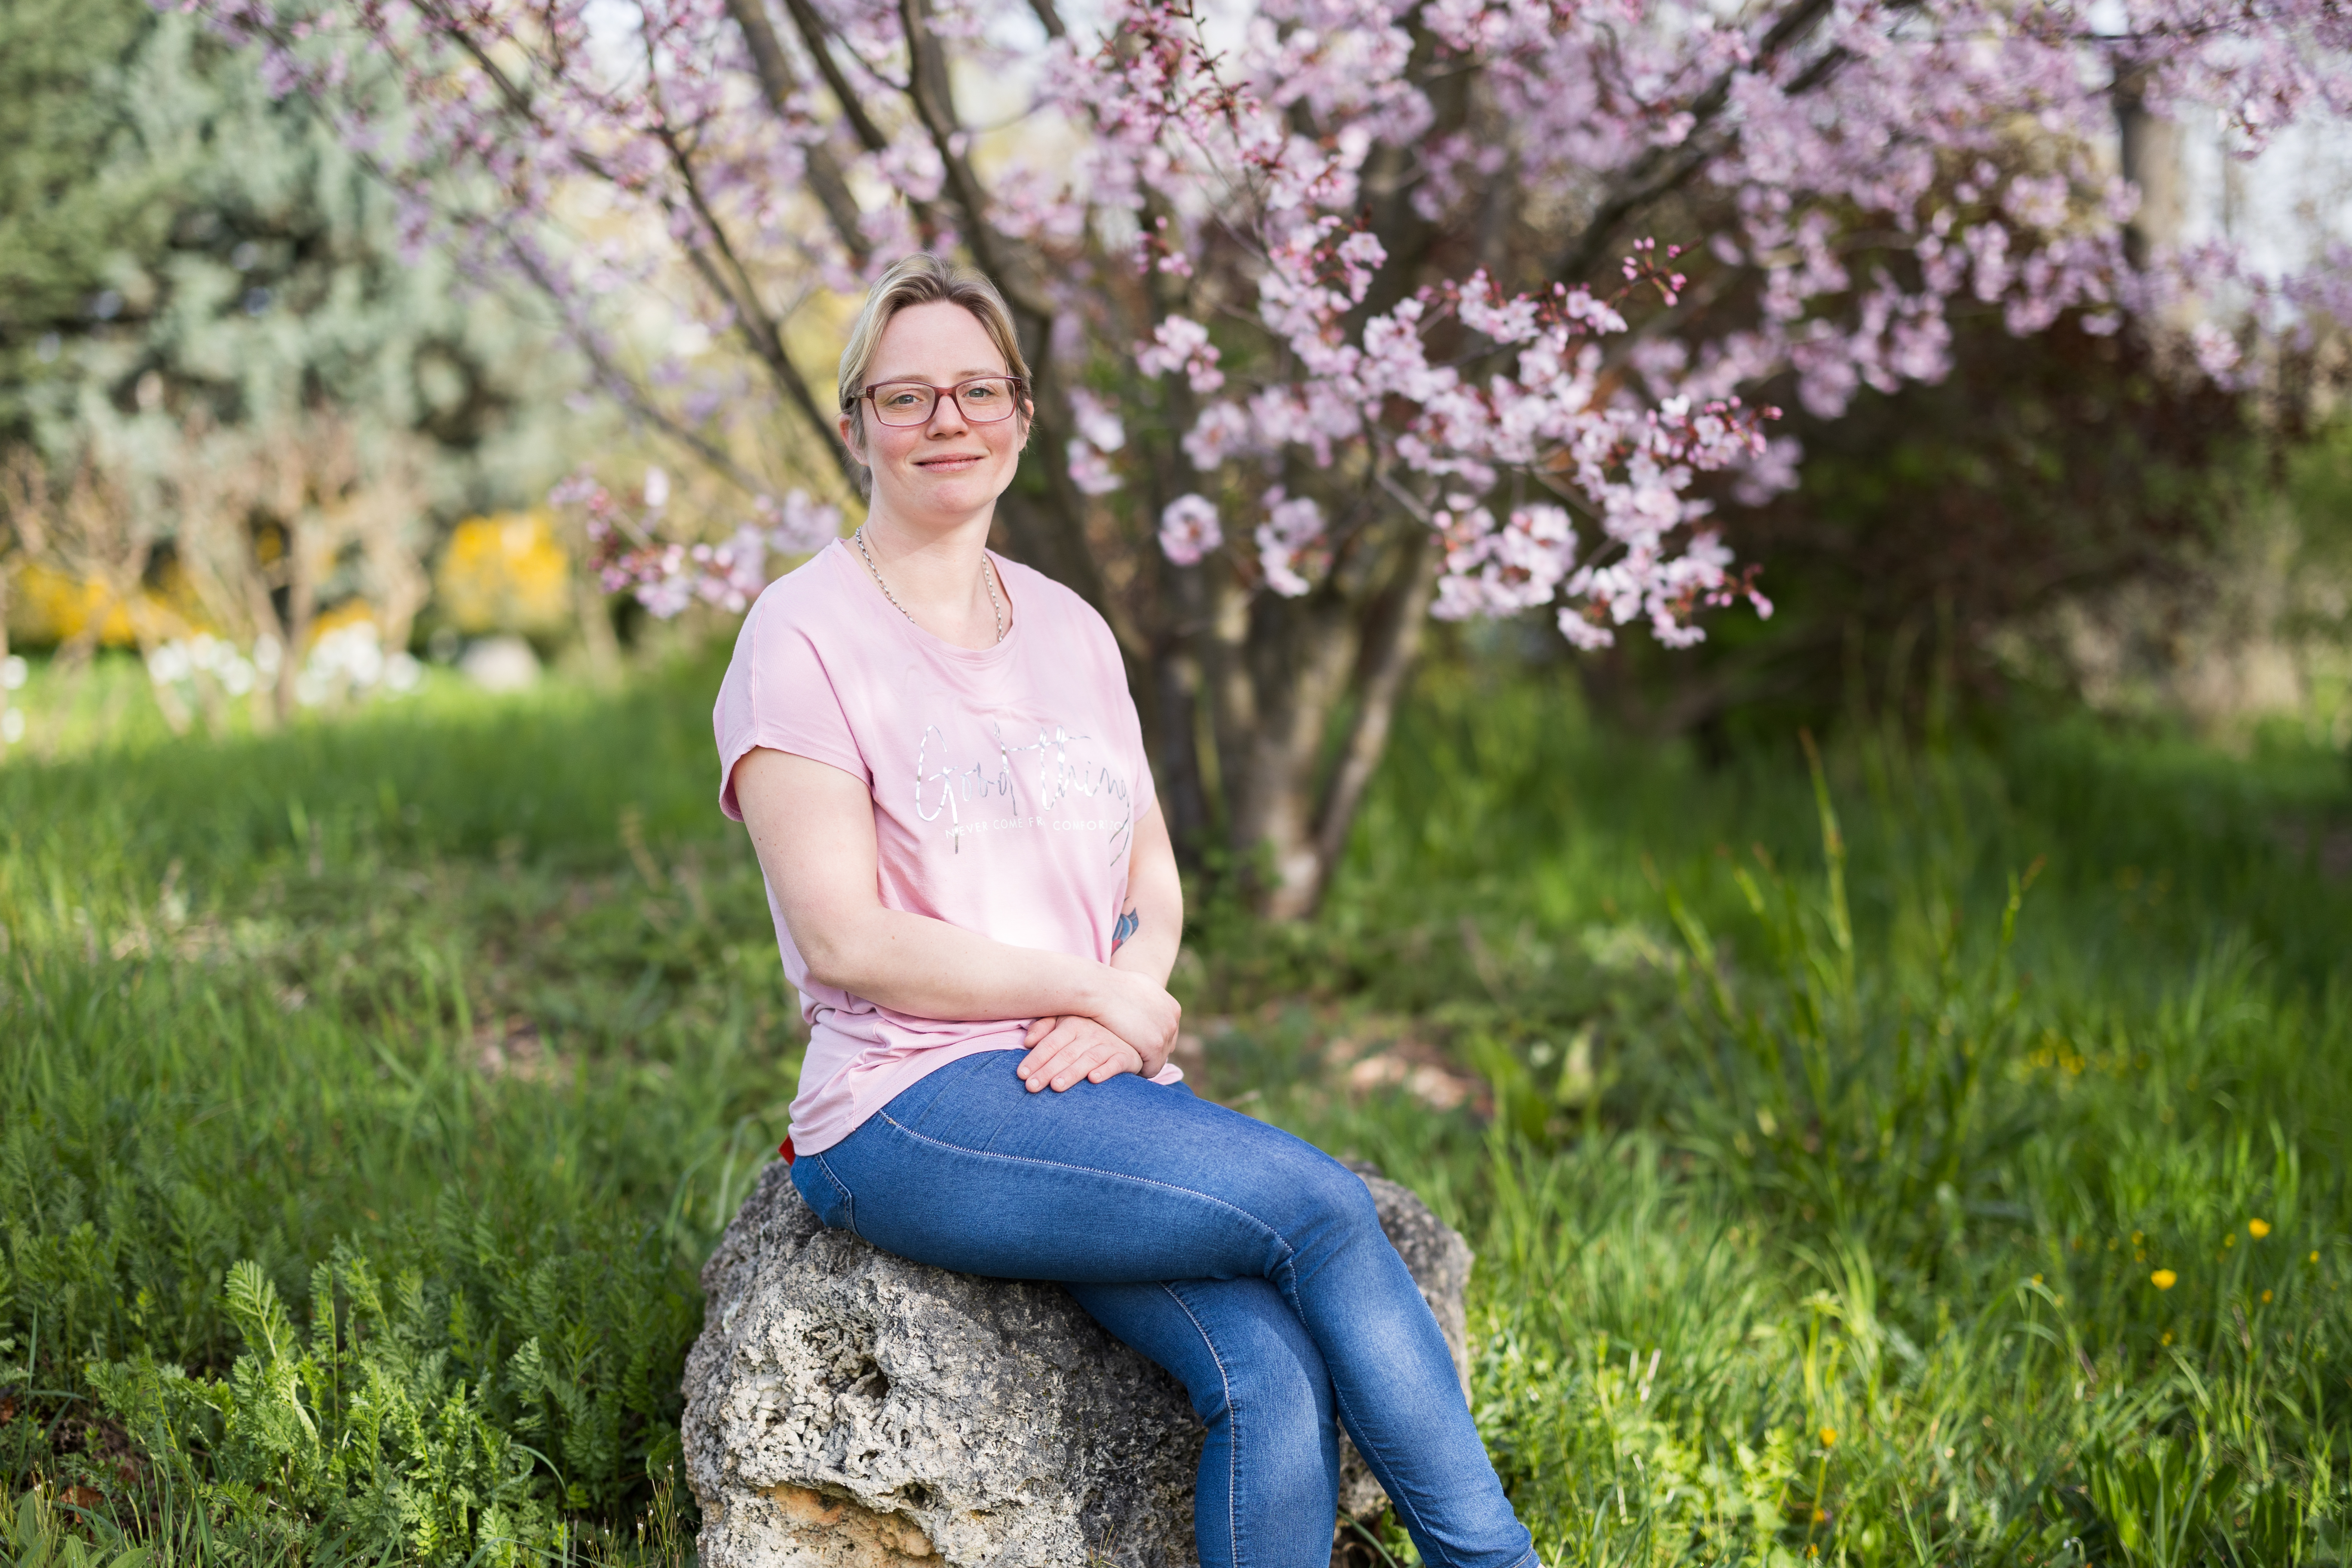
(836, 410), (862, 464)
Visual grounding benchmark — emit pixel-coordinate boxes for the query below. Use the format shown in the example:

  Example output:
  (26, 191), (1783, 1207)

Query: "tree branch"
(1310, 523), (1436, 886)
(894, 0), (1056, 325)
(652, 118), (858, 486)
(724, 0), (874, 266)
(1553, 0), (1838, 284)
(774, 0), (895, 156)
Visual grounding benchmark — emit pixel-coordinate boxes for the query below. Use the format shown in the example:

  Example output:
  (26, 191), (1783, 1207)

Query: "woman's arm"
(1016, 796), (1185, 1090)
(1111, 801), (1183, 987)
(731, 745), (1181, 1065)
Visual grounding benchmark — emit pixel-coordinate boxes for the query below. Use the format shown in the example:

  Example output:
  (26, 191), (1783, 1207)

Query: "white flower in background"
(1, 655), (26, 690)
(1, 709), (23, 745)
(298, 622), (391, 706)
(144, 621), (423, 715)
(151, 633), (266, 699)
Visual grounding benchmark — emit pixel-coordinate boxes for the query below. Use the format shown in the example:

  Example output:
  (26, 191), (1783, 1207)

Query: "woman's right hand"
(1058, 967), (1180, 1076)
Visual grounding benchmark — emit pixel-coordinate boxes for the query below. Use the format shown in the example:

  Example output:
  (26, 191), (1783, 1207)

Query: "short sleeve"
(713, 589), (872, 821)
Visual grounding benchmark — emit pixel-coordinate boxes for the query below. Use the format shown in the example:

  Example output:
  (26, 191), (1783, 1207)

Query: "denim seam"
(1268, 1248), (1454, 1564)
(867, 1112), (1468, 1562)
(809, 1152), (857, 1236)
(1160, 1283), (1240, 1568)
(1316, 1347), (1447, 1558)
(870, 1112), (1297, 1256)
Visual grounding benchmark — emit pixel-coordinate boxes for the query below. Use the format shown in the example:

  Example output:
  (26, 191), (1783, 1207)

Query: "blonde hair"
(837, 253), (1030, 457)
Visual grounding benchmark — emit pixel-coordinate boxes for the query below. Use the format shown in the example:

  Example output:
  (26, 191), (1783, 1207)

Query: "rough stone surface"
(683, 1158), (1472, 1568)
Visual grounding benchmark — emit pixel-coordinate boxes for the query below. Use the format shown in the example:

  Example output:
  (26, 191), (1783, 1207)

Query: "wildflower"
(2160, 1330), (2174, 1345)
(1820, 1427), (1837, 1447)
(2312, 1251), (2321, 1264)
(2248, 1219), (2270, 1239)
(2260, 1290), (2272, 1304)
(2151, 1269), (2177, 1290)
(2032, 1273), (2043, 1284)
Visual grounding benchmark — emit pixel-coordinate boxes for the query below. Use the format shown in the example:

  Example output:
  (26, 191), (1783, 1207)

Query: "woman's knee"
(1285, 1152), (1384, 1241)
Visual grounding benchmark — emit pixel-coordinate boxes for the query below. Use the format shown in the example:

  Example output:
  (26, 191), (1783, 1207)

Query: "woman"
(716, 253), (1537, 1568)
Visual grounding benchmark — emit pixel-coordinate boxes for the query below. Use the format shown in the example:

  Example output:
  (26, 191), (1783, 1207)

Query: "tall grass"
(3, 652), (2348, 1564)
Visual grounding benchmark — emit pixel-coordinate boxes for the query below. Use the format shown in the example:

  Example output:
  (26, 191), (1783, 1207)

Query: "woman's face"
(845, 300), (1029, 530)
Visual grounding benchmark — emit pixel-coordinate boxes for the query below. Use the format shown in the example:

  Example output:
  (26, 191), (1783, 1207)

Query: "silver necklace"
(854, 525), (1004, 644)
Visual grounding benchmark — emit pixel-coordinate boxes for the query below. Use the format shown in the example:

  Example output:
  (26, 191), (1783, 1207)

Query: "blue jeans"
(792, 1049), (1537, 1568)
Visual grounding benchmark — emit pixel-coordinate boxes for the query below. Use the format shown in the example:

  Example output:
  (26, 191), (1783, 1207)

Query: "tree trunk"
(2116, 67), (2183, 268)
(1159, 518), (1439, 919)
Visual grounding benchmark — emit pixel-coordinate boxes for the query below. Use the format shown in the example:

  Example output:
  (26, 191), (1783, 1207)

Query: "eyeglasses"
(859, 376), (1026, 427)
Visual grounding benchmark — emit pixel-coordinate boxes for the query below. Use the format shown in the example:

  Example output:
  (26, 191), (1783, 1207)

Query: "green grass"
(3, 651), (2349, 1565)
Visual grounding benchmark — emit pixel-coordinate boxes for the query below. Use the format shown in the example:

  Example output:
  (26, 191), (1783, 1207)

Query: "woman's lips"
(916, 454), (985, 471)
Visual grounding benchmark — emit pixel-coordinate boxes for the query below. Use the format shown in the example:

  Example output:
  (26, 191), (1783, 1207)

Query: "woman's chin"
(885, 471), (1007, 519)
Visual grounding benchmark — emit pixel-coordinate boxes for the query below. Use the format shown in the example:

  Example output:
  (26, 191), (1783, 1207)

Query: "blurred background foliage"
(1, 3), (2350, 1564)
(0, 0), (597, 734)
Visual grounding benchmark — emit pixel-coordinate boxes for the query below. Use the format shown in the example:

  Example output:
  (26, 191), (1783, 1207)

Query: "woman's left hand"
(1019, 1015), (1146, 1093)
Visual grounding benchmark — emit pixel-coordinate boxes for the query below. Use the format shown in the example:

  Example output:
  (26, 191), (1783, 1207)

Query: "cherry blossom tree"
(183, 0), (2352, 915)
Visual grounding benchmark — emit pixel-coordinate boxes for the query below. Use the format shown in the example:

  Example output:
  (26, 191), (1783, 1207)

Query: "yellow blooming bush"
(6, 562), (193, 648)
(434, 512), (571, 636)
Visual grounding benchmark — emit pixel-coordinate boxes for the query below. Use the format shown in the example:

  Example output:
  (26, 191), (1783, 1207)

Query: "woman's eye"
(964, 384), (1001, 403)
(882, 390), (924, 407)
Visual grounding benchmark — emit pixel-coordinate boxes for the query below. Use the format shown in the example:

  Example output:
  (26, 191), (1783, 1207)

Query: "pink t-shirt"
(714, 539), (1175, 1154)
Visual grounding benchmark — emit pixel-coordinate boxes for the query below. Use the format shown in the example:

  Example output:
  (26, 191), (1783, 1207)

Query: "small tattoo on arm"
(1111, 907), (1140, 951)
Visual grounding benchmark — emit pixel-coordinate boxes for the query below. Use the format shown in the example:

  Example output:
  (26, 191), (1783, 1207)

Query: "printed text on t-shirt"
(914, 719), (1133, 862)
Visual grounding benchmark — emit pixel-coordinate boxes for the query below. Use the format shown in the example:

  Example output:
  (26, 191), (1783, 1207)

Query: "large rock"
(682, 1157), (1472, 1568)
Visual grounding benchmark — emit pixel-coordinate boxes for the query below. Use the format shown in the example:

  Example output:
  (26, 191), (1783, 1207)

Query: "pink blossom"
(1068, 387), (1127, 453)
(212, 0), (2352, 661)
(1137, 315), (1225, 394)
(1067, 438), (1124, 496)
(1159, 494), (1223, 566)
(1256, 489), (1326, 598)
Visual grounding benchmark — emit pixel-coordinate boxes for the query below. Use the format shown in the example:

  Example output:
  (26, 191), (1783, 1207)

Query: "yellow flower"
(2312, 1251), (2322, 1264)
(1820, 1427), (1838, 1447)
(2223, 1233), (2235, 1248)
(2032, 1273), (2044, 1284)
(2151, 1269), (2178, 1290)
(2248, 1219), (2271, 1238)
(2260, 1290), (2273, 1304)
(2160, 1330), (2174, 1345)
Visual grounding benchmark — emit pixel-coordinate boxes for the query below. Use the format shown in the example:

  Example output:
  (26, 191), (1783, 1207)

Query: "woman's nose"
(925, 393), (971, 434)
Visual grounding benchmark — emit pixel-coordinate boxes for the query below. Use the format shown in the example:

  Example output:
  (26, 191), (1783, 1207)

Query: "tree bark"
(2115, 67), (2183, 269)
